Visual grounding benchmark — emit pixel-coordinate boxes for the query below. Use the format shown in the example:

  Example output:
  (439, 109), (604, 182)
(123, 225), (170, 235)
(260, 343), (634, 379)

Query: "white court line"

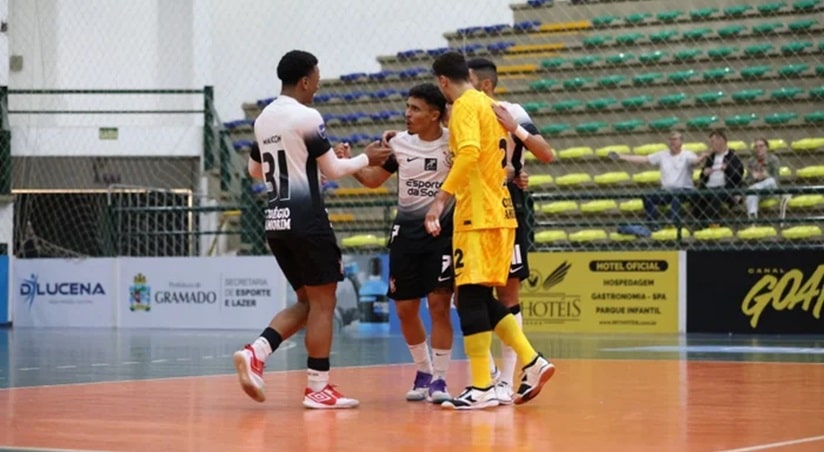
(719, 434), (824, 452)
(0, 446), (109, 452)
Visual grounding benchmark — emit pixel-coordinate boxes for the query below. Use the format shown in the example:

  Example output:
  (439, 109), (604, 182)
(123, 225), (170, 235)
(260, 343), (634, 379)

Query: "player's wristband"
(514, 126), (530, 142)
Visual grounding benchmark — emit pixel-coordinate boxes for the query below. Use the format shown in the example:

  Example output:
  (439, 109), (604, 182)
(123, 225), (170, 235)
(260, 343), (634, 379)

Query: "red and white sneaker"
(232, 344), (265, 402)
(303, 385), (360, 409)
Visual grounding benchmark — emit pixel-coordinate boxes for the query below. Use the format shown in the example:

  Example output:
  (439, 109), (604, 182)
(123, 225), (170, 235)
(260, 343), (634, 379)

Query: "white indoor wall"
(9, 0), (512, 123)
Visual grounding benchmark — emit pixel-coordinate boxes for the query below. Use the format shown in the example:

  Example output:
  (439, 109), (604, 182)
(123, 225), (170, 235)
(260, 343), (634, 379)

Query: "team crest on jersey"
(318, 124), (328, 140)
(424, 158), (438, 171)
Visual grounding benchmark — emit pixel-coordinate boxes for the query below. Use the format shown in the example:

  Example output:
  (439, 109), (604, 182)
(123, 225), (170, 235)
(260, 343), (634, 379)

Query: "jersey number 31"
(263, 150), (290, 200)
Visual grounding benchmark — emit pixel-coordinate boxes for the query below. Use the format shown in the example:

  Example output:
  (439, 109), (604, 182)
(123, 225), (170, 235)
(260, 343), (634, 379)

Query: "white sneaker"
(494, 381), (514, 405)
(442, 386), (500, 410)
(406, 371), (432, 401)
(303, 384), (360, 409)
(427, 378), (451, 404)
(514, 354), (555, 405)
(232, 344), (265, 402)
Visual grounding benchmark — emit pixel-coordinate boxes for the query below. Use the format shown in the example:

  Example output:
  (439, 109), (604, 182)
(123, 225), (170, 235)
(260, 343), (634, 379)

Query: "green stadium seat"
(668, 70), (696, 84)
(540, 57), (566, 69)
(535, 230), (567, 244)
(586, 97), (618, 110)
(583, 35), (612, 48)
(610, 232), (637, 242)
(782, 225), (823, 240)
(529, 79), (558, 91)
(797, 165), (824, 179)
(684, 141), (709, 153)
(817, 65), (824, 76)
(552, 99), (582, 112)
(809, 86), (824, 100)
(791, 137), (824, 151)
(619, 199), (644, 212)
(580, 200), (619, 214)
(703, 67), (735, 81)
(613, 119), (645, 132)
(737, 226), (778, 240)
(633, 170), (662, 184)
(621, 95), (653, 108)
(726, 113), (759, 127)
(341, 234), (386, 248)
(708, 46), (738, 59)
(793, 0), (820, 12)
(788, 18), (818, 32)
(781, 41), (813, 55)
(690, 7), (718, 20)
(598, 74), (627, 87)
(659, 92), (689, 106)
(639, 50), (667, 64)
(634, 143), (668, 156)
(744, 43), (774, 57)
(732, 88), (765, 103)
(695, 227), (734, 241)
(717, 25), (746, 38)
(563, 77), (593, 90)
(649, 116), (680, 130)
(594, 172), (631, 185)
(540, 123), (570, 136)
(572, 55), (600, 67)
(596, 145), (631, 158)
(695, 91), (725, 105)
(686, 115), (719, 129)
(683, 28), (712, 40)
(615, 32), (644, 45)
(657, 10), (683, 23)
(591, 15), (617, 28)
(764, 112), (798, 124)
(633, 72), (662, 86)
(778, 63), (809, 77)
(741, 65), (771, 79)
(625, 13), (652, 24)
(788, 194), (824, 209)
(569, 229), (609, 243)
(605, 52), (635, 66)
(771, 87), (804, 100)
(527, 174), (554, 188)
(724, 5), (752, 17)
(522, 101), (549, 113)
(541, 201), (578, 215)
(558, 146), (594, 159)
(649, 30), (678, 43)
(575, 121), (608, 134)
(555, 173), (593, 187)
(804, 111), (824, 124)
(674, 48), (703, 61)
(757, 2), (786, 15)
(752, 22), (783, 35)
(651, 228), (691, 241)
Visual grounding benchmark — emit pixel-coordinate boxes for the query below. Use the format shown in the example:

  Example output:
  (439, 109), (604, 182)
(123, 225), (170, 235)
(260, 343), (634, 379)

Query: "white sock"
(307, 369), (329, 392)
(500, 312), (522, 386)
(251, 337), (273, 360)
(489, 350), (499, 377)
(408, 341), (433, 375)
(431, 348), (451, 381)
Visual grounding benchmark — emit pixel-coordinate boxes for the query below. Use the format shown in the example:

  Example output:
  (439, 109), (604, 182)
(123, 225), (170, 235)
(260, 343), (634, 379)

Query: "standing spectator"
(744, 138), (781, 220)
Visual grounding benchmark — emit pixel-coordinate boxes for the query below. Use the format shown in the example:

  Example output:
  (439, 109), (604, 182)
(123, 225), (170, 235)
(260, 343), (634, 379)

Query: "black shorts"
(509, 215), (530, 281)
(267, 234), (343, 291)
(388, 243), (453, 301)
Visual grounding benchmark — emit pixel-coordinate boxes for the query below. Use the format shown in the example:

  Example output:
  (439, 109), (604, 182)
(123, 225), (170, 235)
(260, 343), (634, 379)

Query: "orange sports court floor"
(0, 328), (822, 452)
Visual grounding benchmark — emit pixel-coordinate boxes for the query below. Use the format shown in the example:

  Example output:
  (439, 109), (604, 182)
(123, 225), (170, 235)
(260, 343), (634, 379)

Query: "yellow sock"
(493, 314), (537, 367)
(464, 331), (493, 388)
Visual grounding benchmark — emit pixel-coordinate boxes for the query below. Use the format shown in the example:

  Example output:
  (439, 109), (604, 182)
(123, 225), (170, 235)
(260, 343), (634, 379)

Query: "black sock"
(509, 304), (521, 315)
(307, 357), (330, 372)
(260, 327), (283, 352)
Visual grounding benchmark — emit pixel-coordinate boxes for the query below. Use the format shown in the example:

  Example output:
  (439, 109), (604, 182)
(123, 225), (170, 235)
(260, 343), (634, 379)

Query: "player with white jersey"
(345, 83), (455, 404)
(232, 50), (390, 409)
(467, 57), (554, 404)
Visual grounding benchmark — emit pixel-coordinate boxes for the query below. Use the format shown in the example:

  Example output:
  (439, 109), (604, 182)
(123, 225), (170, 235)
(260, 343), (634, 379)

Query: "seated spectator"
(744, 138), (781, 220)
(694, 129), (745, 227)
(610, 132), (703, 230)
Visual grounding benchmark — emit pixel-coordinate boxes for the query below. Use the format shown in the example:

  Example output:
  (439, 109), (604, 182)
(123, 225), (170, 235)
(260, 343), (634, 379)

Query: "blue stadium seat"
(487, 41), (516, 53)
(514, 20), (541, 31)
(232, 140), (254, 151)
(314, 93), (338, 103)
(256, 97), (276, 108)
(341, 91), (369, 102)
(427, 47), (451, 57)
(458, 44), (485, 54)
(396, 49), (425, 59)
(527, 0), (551, 7)
(373, 88), (400, 100)
(399, 67), (429, 79)
(456, 26), (484, 36)
(483, 24), (511, 34)
(368, 70), (397, 81)
(339, 72), (367, 82)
